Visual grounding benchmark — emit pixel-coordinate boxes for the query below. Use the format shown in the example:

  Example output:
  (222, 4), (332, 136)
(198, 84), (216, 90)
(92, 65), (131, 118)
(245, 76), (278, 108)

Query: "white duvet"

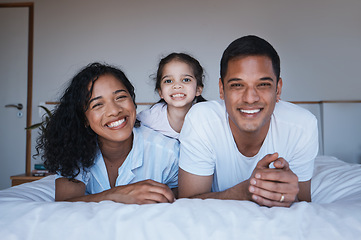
(0, 156), (361, 240)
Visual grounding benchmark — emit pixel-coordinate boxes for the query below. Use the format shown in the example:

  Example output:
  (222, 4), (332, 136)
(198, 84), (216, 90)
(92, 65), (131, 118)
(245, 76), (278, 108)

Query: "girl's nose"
(173, 82), (182, 89)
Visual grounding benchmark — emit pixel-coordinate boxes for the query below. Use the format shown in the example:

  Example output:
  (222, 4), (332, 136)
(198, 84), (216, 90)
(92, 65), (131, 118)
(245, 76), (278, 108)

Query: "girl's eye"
(183, 78), (191, 82)
(164, 79), (172, 84)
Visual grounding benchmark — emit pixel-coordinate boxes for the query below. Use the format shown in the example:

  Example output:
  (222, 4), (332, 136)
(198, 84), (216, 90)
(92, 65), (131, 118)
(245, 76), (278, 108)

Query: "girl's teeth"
(108, 118), (125, 128)
(172, 93), (185, 97)
(241, 109), (260, 114)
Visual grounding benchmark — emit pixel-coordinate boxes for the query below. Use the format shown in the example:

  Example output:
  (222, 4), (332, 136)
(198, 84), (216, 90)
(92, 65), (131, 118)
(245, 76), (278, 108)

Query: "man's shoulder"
(187, 100), (226, 119)
(274, 101), (317, 123)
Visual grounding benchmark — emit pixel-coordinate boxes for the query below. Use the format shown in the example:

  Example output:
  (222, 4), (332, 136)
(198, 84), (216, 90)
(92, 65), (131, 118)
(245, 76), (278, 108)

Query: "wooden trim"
(46, 100), (361, 105)
(1, 2), (34, 176)
(291, 100), (361, 104)
(46, 101), (156, 106)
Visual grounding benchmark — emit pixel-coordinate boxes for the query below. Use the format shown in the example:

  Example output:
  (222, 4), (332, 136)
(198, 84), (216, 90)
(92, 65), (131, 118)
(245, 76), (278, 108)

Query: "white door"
(0, 7), (28, 190)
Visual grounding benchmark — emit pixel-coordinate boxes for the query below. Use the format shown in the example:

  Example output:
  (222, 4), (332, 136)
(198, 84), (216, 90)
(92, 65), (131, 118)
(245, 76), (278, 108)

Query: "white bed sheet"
(0, 155), (361, 240)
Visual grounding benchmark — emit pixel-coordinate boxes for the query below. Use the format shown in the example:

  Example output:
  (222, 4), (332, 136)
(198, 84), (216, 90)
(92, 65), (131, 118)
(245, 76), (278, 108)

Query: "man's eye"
(259, 83), (271, 87)
(231, 83), (242, 87)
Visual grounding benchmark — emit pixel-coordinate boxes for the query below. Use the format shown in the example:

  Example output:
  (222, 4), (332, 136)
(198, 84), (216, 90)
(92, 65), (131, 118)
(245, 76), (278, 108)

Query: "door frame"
(0, 2), (34, 175)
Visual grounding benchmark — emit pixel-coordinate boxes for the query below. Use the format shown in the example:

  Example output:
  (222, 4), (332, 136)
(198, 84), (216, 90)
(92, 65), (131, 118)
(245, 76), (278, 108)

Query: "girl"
(137, 53), (206, 139)
(36, 62), (179, 204)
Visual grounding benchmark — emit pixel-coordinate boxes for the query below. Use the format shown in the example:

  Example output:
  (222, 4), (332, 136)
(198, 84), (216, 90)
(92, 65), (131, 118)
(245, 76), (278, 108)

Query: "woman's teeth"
(107, 118), (125, 128)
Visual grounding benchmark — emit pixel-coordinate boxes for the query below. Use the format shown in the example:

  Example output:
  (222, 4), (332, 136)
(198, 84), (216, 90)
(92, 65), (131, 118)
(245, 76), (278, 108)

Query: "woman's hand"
(107, 179), (175, 204)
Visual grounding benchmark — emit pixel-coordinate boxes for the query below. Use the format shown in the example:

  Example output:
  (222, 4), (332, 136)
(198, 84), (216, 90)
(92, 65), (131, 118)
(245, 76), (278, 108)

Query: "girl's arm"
(55, 178), (175, 204)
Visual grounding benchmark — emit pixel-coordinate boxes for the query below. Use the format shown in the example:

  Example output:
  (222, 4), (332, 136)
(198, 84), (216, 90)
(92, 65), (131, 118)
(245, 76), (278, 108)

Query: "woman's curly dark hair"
(36, 62), (137, 179)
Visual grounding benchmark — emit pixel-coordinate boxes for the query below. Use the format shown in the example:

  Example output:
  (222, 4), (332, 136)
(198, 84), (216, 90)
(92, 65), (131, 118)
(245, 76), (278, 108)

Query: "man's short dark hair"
(220, 35), (280, 83)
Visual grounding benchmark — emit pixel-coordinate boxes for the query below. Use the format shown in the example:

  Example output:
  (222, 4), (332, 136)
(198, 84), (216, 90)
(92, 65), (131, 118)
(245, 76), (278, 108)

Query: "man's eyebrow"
(227, 78), (242, 82)
(260, 77), (274, 81)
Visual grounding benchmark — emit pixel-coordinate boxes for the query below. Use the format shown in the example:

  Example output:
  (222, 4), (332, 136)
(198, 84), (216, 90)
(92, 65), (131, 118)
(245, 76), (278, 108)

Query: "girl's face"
(85, 74), (136, 145)
(158, 60), (203, 109)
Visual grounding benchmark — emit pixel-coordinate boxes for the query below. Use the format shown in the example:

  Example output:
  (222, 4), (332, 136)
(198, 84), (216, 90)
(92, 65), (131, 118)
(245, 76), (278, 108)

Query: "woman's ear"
(84, 118), (89, 128)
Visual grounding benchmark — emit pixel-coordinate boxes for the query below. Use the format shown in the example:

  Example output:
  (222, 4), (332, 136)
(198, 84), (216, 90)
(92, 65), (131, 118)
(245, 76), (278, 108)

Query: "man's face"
(219, 55), (282, 137)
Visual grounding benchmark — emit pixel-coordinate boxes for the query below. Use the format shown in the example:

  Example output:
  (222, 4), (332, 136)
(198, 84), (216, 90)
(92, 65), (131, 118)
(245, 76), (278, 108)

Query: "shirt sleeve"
(289, 115), (319, 182)
(179, 108), (216, 176)
(55, 167), (90, 185)
(163, 141), (180, 189)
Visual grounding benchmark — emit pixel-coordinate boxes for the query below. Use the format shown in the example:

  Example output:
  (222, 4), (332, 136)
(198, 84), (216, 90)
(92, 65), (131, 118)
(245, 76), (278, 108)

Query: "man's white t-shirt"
(137, 102), (179, 139)
(179, 100), (318, 192)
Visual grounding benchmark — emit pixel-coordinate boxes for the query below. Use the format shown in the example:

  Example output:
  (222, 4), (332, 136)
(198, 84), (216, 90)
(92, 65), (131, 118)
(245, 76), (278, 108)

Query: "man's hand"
(248, 153), (299, 207)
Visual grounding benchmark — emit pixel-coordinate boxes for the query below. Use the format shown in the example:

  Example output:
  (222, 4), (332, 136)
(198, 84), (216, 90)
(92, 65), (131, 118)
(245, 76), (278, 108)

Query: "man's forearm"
(184, 181), (251, 201)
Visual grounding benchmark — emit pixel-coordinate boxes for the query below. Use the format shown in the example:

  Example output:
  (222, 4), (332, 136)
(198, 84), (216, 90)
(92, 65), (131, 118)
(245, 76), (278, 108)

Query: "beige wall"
(1, 0), (361, 171)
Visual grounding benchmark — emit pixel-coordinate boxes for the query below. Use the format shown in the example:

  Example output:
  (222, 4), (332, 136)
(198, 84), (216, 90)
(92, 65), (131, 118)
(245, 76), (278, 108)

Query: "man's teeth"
(240, 109), (260, 114)
(108, 118), (125, 128)
(172, 93), (185, 98)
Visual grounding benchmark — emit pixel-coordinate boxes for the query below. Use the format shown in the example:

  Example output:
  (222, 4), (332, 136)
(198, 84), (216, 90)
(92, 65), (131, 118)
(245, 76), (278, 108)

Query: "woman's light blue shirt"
(57, 125), (179, 195)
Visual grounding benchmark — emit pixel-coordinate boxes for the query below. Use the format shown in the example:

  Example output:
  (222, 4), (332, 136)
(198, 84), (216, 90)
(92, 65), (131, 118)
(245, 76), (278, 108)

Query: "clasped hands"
(248, 153), (299, 207)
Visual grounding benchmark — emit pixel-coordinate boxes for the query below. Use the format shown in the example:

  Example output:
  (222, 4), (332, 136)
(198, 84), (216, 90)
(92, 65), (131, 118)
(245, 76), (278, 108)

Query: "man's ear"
(219, 78), (225, 100)
(195, 86), (203, 96)
(276, 78), (283, 102)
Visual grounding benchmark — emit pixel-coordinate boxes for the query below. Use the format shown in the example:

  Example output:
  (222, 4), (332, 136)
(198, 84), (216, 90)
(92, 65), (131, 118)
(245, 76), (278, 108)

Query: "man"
(178, 35), (318, 207)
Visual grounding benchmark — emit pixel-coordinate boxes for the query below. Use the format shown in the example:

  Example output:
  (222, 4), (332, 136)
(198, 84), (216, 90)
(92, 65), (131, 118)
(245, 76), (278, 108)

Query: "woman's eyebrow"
(114, 89), (127, 94)
(89, 96), (102, 104)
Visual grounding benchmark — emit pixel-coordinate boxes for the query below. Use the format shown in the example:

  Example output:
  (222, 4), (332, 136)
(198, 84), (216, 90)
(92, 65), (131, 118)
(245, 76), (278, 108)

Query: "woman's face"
(85, 74), (136, 145)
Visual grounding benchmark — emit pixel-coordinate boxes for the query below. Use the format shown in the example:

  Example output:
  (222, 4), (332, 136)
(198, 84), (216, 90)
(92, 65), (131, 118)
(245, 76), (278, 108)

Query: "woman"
(36, 62), (178, 204)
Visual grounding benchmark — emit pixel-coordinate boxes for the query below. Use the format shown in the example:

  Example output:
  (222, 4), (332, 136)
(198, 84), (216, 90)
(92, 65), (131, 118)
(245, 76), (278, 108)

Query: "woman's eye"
(91, 103), (102, 109)
(116, 95), (127, 100)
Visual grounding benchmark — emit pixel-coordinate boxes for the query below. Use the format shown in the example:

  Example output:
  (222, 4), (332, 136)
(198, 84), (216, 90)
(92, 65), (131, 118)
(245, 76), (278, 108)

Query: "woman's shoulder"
(134, 125), (179, 149)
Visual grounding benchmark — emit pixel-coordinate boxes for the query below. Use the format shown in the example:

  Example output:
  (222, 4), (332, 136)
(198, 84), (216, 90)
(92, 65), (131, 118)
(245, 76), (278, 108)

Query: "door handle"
(5, 103), (23, 110)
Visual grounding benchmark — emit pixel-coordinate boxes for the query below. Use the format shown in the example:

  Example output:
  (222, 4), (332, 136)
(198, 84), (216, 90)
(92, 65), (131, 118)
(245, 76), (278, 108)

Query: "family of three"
(37, 35), (318, 207)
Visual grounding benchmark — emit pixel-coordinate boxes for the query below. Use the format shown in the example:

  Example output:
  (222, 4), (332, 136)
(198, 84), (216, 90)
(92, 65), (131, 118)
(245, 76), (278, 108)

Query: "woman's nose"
(106, 101), (121, 116)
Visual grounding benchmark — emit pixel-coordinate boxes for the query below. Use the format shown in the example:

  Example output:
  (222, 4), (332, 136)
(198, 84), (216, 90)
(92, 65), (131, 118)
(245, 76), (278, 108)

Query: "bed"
(0, 155), (361, 240)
